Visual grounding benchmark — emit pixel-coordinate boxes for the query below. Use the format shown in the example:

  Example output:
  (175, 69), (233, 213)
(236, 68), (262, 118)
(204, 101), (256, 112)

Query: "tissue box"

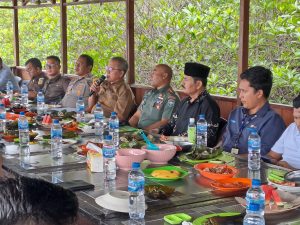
(87, 150), (103, 172)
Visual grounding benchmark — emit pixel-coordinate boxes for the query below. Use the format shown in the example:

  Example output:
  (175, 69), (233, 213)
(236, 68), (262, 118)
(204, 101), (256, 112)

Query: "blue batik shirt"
(222, 102), (286, 155)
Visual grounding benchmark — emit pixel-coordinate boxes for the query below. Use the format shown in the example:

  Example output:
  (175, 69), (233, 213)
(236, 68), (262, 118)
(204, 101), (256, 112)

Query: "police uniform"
(42, 74), (71, 104)
(222, 102), (286, 155)
(160, 90), (220, 147)
(27, 72), (48, 100)
(96, 79), (136, 121)
(160, 62), (220, 147)
(60, 73), (93, 108)
(137, 84), (180, 129)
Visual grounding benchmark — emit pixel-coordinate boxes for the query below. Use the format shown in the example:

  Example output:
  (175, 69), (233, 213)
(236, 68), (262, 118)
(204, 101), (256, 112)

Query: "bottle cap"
(53, 119), (59, 124)
(189, 118), (195, 123)
(248, 203), (260, 211)
(20, 112), (25, 116)
(199, 114), (205, 119)
(104, 135), (112, 140)
(0, 103), (4, 107)
(111, 111), (117, 116)
(132, 162), (140, 169)
(96, 103), (101, 107)
(78, 96), (83, 100)
(252, 179), (261, 186)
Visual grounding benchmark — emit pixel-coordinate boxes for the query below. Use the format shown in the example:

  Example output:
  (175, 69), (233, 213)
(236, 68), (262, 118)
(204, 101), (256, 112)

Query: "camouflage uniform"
(137, 85), (180, 129)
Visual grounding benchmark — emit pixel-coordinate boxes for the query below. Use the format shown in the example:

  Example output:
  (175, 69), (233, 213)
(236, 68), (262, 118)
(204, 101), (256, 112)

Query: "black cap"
(184, 62), (210, 79)
(293, 94), (300, 108)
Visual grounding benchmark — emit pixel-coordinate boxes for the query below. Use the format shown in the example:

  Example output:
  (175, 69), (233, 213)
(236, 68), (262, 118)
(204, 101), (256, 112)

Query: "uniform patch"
(167, 99), (175, 107)
(38, 78), (44, 85)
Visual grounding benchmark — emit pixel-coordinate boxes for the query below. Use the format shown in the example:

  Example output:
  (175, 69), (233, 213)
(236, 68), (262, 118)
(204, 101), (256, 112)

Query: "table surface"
(1, 132), (300, 225)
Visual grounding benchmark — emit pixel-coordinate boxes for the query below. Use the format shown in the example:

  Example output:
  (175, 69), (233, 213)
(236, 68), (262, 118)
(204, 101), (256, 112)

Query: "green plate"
(193, 212), (241, 225)
(119, 126), (140, 133)
(178, 152), (235, 165)
(143, 166), (189, 181)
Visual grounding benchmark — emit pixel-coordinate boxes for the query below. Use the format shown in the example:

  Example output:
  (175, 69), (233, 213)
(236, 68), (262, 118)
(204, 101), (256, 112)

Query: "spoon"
(139, 131), (159, 150)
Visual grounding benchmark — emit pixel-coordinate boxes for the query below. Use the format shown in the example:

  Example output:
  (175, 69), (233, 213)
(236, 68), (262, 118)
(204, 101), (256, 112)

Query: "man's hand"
(277, 160), (294, 170)
(90, 81), (100, 94)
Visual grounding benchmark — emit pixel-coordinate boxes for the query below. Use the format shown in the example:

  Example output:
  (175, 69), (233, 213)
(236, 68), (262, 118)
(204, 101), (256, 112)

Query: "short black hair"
(293, 94), (300, 108)
(46, 55), (61, 65)
(111, 56), (128, 74)
(192, 76), (207, 87)
(240, 66), (273, 98)
(79, 54), (94, 69)
(25, 58), (42, 69)
(0, 176), (78, 225)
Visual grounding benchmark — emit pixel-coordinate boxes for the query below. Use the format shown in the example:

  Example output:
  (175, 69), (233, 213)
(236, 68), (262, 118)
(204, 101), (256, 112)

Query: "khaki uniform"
(42, 74), (71, 104)
(97, 79), (136, 120)
(60, 73), (93, 108)
(137, 85), (180, 129)
(27, 72), (48, 99)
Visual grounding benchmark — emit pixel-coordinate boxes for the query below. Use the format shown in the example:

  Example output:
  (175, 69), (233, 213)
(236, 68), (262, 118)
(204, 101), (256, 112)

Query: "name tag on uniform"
(231, 148), (239, 154)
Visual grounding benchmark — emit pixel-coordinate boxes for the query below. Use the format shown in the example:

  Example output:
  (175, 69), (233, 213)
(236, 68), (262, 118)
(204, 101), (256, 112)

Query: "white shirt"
(272, 122), (300, 169)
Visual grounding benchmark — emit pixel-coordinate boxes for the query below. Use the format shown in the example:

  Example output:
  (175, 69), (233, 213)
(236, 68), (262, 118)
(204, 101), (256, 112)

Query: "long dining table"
(1, 110), (300, 225)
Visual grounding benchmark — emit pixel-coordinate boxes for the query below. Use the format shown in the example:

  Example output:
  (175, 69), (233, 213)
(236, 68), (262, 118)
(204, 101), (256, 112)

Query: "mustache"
(181, 85), (185, 89)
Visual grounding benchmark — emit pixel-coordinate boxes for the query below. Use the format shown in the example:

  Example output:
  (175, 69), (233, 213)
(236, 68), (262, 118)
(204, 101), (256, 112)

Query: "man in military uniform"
(129, 64), (179, 131)
(25, 58), (48, 100)
(88, 57), (136, 122)
(43, 56), (70, 104)
(60, 54), (94, 108)
(160, 62), (220, 147)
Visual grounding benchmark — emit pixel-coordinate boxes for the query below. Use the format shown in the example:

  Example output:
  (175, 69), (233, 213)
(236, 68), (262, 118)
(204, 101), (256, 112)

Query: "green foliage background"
(0, 0), (299, 104)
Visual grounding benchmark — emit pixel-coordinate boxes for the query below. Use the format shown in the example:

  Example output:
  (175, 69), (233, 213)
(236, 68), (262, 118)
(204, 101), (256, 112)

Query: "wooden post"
(60, 0), (68, 74)
(13, 0), (20, 66)
(237, 0), (250, 104)
(126, 0), (135, 84)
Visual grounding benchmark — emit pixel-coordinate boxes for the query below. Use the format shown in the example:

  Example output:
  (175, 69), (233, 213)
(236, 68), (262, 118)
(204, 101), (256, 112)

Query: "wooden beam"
(237, 0), (250, 103)
(14, 3), (59, 9)
(13, 0), (19, 66)
(126, 0), (135, 84)
(60, 0), (68, 74)
(64, 0), (125, 7)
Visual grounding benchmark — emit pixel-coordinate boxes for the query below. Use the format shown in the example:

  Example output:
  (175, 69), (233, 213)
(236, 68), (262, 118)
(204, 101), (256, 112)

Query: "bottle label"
(37, 96), (45, 103)
(248, 139), (260, 152)
(109, 121), (119, 129)
(18, 121), (29, 129)
(95, 113), (104, 121)
(103, 147), (115, 158)
(76, 104), (85, 112)
(0, 113), (6, 120)
(188, 127), (196, 144)
(197, 125), (207, 133)
(246, 194), (265, 212)
(128, 179), (145, 192)
(51, 129), (62, 139)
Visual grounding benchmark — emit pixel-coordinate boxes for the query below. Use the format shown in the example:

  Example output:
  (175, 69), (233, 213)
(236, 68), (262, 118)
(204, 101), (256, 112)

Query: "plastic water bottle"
(109, 112), (119, 148)
(196, 114), (207, 148)
(128, 162), (145, 220)
(248, 128), (261, 170)
(76, 96), (85, 122)
(246, 179), (265, 215)
(102, 135), (116, 180)
(20, 83), (29, 106)
(0, 103), (6, 136)
(51, 119), (63, 159)
(37, 90), (45, 115)
(18, 111), (30, 155)
(6, 81), (13, 101)
(94, 103), (104, 122)
(187, 118), (196, 144)
(243, 203), (265, 225)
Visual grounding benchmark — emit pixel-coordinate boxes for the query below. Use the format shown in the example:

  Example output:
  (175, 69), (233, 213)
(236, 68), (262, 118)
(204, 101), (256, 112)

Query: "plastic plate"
(193, 212), (241, 225)
(143, 165), (189, 181)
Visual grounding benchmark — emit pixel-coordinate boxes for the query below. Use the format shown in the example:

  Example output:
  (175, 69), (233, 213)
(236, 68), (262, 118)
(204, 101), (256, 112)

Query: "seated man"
(0, 176), (78, 225)
(88, 56), (136, 122)
(222, 66), (286, 155)
(129, 64), (180, 131)
(160, 62), (220, 147)
(0, 57), (20, 92)
(42, 56), (70, 104)
(267, 95), (300, 170)
(61, 54), (94, 108)
(25, 58), (48, 100)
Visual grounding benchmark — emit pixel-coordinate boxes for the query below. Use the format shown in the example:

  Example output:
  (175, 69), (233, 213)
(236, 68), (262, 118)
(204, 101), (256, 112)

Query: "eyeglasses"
(105, 66), (122, 73)
(45, 64), (58, 70)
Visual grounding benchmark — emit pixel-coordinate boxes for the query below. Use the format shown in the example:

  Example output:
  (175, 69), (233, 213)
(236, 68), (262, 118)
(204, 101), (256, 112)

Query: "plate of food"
(145, 184), (175, 199)
(235, 186), (300, 216)
(193, 212), (242, 225)
(194, 163), (238, 181)
(267, 169), (300, 193)
(143, 166), (189, 181)
(210, 178), (251, 192)
(178, 151), (235, 165)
